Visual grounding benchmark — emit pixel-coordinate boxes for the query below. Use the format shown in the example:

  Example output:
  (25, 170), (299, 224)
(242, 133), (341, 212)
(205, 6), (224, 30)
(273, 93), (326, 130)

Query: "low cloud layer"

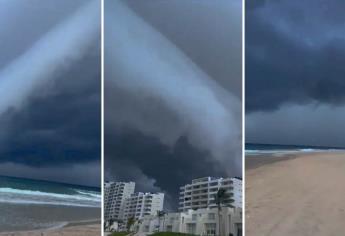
(246, 104), (345, 147)
(246, 0), (345, 147)
(246, 0), (345, 112)
(0, 0), (100, 186)
(105, 0), (242, 209)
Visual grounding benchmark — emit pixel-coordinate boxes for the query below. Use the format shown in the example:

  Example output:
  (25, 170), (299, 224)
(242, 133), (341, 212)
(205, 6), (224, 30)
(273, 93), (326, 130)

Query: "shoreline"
(246, 151), (345, 236)
(245, 150), (345, 169)
(246, 152), (298, 169)
(0, 219), (101, 236)
(0, 204), (101, 234)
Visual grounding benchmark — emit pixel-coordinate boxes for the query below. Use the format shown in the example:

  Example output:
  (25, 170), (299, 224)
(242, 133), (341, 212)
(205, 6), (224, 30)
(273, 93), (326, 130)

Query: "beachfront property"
(105, 177), (242, 235)
(104, 181), (164, 222)
(179, 177), (242, 211)
(104, 181), (135, 220)
(123, 192), (165, 221)
(134, 207), (242, 236)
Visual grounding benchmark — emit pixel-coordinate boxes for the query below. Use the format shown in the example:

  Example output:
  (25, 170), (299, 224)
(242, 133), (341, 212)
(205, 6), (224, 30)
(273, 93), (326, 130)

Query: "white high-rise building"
(104, 181), (135, 220)
(178, 177), (242, 211)
(123, 192), (164, 221)
(135, 207), (242, 236)
(231, 178), (242, 208)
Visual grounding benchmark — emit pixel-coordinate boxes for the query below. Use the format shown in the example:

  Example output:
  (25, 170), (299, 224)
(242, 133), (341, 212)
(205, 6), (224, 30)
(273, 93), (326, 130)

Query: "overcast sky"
(246, 0), (345, 147)
(0, 0), (100, 186)
(105, 0), (242, 210)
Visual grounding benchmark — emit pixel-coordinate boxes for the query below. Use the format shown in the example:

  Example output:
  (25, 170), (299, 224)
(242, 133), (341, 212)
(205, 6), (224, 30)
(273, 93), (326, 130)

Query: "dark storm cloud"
(0, 0), (100, 186)
(246, 0), (345, 112)
(125, 0), (242, 97)
(105, 128), (226, 210)
(0, 51), (100, 166)
(105, 0), (242, 209)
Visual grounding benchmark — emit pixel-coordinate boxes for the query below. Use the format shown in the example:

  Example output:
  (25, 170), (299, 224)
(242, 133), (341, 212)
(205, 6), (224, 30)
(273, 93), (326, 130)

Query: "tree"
(136, 219), (143, 233)
(157, 210), (166, 232)
(214, 188), (231, 236)
(127, 217), (136, 232)
(107, 218), (114, 231)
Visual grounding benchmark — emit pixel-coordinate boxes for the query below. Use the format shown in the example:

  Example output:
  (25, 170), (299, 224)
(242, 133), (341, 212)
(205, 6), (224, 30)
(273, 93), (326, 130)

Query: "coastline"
(0, 219), (101, 236)
(246, 151), (345, 236)
(0, 204), (100, 234)
(246, 152), (299, 169)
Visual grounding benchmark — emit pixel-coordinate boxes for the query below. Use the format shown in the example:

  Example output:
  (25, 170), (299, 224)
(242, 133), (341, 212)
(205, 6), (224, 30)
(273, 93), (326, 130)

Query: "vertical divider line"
(101, 0), (105, 235)
(242, 0), (246, 234)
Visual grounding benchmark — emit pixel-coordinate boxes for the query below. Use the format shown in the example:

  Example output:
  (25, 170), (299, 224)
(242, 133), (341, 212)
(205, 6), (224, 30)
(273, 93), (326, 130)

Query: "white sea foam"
(0, 198), (99, 207)
(74, 189), (102, 199)
(0, 187), (101, 207)
(245, 148), (344, 156)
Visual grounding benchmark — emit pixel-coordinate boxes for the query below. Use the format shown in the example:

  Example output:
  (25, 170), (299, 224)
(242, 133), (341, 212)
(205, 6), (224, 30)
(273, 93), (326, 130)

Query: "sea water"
(0, 175), (101, 231)
(245, 143), (344, 155)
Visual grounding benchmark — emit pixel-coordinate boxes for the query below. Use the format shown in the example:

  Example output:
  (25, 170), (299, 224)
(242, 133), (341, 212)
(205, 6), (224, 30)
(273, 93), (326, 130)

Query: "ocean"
(0, 175), (101, 232)
(246, 143), (345, 155)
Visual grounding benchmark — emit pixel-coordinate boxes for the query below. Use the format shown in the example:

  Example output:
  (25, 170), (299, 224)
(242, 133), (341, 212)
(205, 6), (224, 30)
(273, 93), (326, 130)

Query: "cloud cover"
(246, 0), (345, 112)
(0, 0), (100, 186)
(246, 0), (345, 147)
(105, 0), (242, 209)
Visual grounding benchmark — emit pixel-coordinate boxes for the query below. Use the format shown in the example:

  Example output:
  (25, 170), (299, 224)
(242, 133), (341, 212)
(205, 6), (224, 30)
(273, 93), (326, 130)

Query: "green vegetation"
(126, 217), (136, 232)
(150, 232), (194, 236)
(110, 232), (130, 236)
(215, 188), (231, 236)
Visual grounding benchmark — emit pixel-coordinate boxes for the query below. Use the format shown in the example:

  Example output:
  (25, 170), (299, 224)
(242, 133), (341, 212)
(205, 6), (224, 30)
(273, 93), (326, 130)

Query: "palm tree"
(107, 218), (114, 231)
(157, 210), (166, 232)
(136, 219), (143, 233)
(214, 188), (231, 236)
(127, 216), (136, 232)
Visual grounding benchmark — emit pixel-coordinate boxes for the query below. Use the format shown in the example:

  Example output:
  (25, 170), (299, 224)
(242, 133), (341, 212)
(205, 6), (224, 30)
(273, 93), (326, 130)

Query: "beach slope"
(0, 223), (100, 236)
(246, 152), (345, 236)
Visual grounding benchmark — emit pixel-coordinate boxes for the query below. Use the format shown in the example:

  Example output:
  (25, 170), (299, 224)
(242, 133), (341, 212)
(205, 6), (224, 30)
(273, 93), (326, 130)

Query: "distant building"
(123, 192), (165, 221)
(104, 181), (135, 220)
(231, 178), (242, 208)
(135, 207), (242, 236)
(178, 177), (242, 211)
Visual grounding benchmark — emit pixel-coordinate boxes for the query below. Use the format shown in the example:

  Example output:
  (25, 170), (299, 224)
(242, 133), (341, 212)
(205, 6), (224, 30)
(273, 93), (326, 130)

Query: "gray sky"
(246, 0), (345, 147)
(105, 0), (242, 210)
(0, 0), (101, 186)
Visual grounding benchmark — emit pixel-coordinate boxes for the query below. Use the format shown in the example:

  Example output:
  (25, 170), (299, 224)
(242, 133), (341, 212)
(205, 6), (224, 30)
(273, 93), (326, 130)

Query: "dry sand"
(246, 152), (345, 236)
(0, 224), (101, 236)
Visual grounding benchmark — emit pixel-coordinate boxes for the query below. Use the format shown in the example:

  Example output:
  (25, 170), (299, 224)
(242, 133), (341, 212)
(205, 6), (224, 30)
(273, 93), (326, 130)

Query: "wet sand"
(0, 223), (101, 236)
(246, 152), (345, 236)
(0, 204), (100, 232)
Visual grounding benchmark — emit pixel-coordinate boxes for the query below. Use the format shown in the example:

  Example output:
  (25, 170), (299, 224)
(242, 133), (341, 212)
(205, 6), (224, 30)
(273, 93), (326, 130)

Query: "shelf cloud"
(0, 0), (100, 186)
(105, 0), (242, 208)
(246, 0), (345, 147)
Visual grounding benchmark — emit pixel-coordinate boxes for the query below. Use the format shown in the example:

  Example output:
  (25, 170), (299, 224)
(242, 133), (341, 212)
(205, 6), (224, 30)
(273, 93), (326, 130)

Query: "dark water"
(0, 176), (101, 232)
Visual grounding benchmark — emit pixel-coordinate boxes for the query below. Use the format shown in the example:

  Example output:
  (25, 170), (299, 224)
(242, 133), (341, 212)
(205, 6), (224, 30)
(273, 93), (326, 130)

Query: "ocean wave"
(246, 148), (343, 155)
(0, 187), (101, 207)
(0, 198), (100, 208)
(0, 188), (100, 202)
(74, 189), (102, 199)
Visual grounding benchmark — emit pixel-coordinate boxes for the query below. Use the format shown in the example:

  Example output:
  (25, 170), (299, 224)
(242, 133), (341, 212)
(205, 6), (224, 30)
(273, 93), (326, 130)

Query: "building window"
(205, 223), (216, 236)
(186, 223), (196, 235)
(208, 213), (215, 220)
(166, 225), (173, 232)
(192, 214), (197, 220)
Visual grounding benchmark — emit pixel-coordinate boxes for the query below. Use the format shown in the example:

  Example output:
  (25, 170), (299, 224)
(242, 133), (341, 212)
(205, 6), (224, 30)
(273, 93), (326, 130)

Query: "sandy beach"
(246, 151), (345, 236)
(0, 223), (101, 236)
